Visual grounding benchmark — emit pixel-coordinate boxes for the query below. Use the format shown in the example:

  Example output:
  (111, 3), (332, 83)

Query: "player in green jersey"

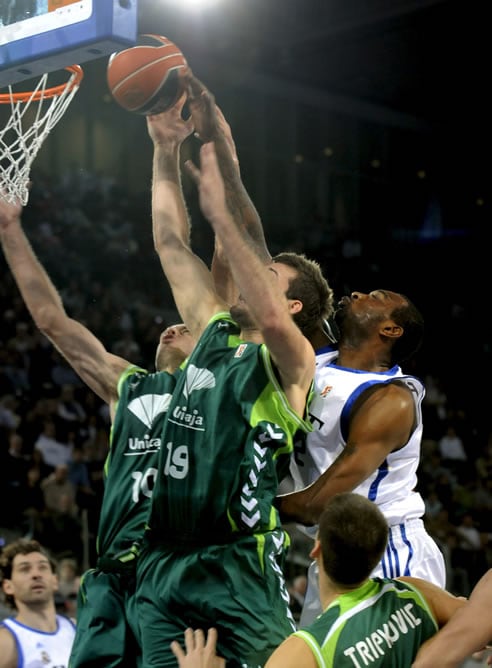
(136, 70), (334, 668)
(0, 189), (195, 667)
(171, 493), (467, 668)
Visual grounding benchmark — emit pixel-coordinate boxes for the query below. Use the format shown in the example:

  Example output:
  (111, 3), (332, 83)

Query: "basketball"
(107, 34), (188, 115)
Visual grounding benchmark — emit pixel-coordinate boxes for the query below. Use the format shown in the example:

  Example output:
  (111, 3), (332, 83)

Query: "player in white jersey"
(0, 538), (76, 668)
(275, 289), (446, 626)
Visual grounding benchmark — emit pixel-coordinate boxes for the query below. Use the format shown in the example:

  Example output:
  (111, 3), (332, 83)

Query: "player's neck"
(320, 574), (368, 609)
(239, 326), (263, 344)
(15, 602), (57, 632)
(336, 343), (392, 372)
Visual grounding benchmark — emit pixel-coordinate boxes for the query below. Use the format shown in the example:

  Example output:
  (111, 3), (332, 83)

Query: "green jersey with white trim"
(96, 365), (178, 558)
(295, 577), (438, 667)
(147, 313), (313, 542)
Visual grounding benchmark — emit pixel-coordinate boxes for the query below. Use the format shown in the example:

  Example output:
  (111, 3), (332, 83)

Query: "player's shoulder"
(0, 623), (17, 665)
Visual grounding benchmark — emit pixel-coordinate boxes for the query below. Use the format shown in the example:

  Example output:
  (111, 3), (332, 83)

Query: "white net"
(0, 67), (82, 205)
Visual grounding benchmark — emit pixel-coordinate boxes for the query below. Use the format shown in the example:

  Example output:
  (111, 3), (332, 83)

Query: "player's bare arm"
(185, 72), (271, 305)
(148, 97), (228, 339)
(397, 577), (465, 627)
(0, 197), (130, 406)
(277, 382), (416, 524)
(412, 569), (492, 667)
(0, 627), (18, 668)
(186, 142), (315, 415)
(264, 634), (317, 668)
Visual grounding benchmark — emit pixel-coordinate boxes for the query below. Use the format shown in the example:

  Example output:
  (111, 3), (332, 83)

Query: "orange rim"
(0, 65), (84, 103)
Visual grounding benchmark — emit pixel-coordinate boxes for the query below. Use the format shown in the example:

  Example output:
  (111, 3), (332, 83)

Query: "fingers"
(185, 627), (205, 652)
(184, 159), (200, 184)
(170, 639), (185, 661)
(205, 626), (218, 650)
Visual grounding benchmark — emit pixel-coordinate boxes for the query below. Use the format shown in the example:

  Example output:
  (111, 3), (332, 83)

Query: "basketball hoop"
(0, 65), (84, 206)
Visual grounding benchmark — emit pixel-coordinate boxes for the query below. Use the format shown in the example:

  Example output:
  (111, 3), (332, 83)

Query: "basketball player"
(275, 289), (447, 626)
(135, 70), (333, 666)
(171, 494), (464, 668)
(0, 538), (76, 667)
(0, 187), (194, 667)
(0, 83), (276, 666)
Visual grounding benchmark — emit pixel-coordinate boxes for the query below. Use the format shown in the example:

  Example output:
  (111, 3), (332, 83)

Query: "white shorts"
(298, 518), (446, 627)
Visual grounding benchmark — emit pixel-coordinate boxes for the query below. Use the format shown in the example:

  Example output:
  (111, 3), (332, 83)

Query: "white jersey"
(1, 615), (76, 668)
(291, 346), (425, 524)
(293, 346), (446, 627)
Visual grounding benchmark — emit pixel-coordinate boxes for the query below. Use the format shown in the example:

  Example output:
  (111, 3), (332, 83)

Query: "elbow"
(35, 303), (64, 338)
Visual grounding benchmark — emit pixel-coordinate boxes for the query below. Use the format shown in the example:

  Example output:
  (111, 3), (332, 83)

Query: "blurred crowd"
(1, 169), (491, 621)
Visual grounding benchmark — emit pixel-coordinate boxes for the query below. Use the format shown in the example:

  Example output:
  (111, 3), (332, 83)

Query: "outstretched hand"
(183, 72), (240, 171)
(185, 143), (228, 226)
(146, 88), (194, 147)
(0, 191), (23, 230)
(170, 628), (225, 668)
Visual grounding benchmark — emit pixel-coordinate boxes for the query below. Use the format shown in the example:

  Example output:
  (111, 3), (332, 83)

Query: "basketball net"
(0, 65), (84, 205)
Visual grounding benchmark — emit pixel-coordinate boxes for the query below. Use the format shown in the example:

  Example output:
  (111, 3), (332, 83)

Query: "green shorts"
(136, 529), (296, 668)
(69, 566), (142, 668)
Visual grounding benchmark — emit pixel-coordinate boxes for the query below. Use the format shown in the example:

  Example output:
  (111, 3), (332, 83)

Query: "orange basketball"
(107, 34), (188, 115)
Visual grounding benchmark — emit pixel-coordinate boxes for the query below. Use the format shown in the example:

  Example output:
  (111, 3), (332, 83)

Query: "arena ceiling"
(139, 0), (491, 134)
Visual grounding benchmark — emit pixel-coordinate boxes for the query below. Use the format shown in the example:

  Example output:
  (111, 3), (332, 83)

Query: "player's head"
(230, 251), (334, 337)
(0, 539), (58, 610)
(335, 289), (424, 364)
(312, 493), (388, 587)
(155, 323), (195, 373)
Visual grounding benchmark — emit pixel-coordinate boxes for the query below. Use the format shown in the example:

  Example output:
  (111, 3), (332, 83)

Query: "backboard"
(0, 0), (138, 88)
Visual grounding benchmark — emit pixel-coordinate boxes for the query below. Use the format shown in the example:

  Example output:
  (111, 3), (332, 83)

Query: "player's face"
(155, 324), (195, 372)
(230, 261), (297, 327)
(335, 290), (406, 333)
(3, 552), (58, 607)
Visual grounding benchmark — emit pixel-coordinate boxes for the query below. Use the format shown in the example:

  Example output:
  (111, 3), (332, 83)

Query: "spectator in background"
(34, 418), (73, 470)
(41, 464), (77, 516)
(20, 466), (45, 536)
(1, 431), (29, 529)
(56, 384), (87, 439)
(438, 423), (468, 480)
(454, 512), (488, 593)
(34, 493), (83, 560)
(0, 394), (20, 432)
(68, 446), (96, 514)
(56, 556), (81, 619)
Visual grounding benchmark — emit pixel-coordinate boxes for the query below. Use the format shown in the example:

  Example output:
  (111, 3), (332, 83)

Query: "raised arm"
(147, 93), (228, 340)
(185, 73), (271, 305)
(186, 142), (315, 408)
(0, 195), (130, 413)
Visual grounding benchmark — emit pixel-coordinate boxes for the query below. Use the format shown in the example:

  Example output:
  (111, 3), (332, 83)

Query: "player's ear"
(288, 298), (303, 316)
(309, 538), (322, 560)
(380, 321), (403, 340)
(2, 579), (14, 597)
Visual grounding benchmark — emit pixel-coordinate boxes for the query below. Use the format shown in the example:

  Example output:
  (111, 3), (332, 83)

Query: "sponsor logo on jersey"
(167, 365), (215, 431)
(183, 364), (215, 399)
(128, 393), (172, 428)
(320, 384), (333, 397)
(125, 393), (173, 455)
(127, 435), (161, 453)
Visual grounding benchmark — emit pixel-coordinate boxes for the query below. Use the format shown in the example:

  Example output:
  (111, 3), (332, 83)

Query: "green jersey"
(96, 365), (178, 559)
(294, 578), (439, 667)
(147, 313), (313, 543)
